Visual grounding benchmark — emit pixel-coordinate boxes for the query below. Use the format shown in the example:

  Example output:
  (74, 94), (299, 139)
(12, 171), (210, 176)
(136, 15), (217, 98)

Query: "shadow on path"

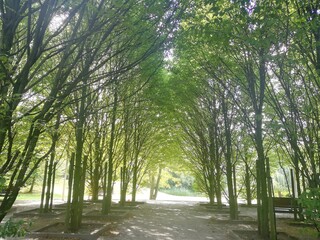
(99, 200), (239, 240)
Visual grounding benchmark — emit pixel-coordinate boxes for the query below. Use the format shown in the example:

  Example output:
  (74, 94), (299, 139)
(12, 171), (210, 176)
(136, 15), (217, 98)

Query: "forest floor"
(1, 192), (319, 240)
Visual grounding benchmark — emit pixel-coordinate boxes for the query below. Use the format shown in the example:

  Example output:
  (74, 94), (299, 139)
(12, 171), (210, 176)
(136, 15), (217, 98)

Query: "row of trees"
(169, 0), (320, 239)
(0, 0), (184, 232)
(1, 1), (319, 238)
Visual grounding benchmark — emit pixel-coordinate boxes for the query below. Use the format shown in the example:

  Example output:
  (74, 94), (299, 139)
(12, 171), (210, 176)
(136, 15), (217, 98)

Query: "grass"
(16, 192), (63, 201)
(278, 219), (319, 239)
(160, 187), (204, 197)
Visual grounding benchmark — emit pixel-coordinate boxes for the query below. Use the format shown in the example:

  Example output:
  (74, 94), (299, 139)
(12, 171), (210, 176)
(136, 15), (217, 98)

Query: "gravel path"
(100, 200), (241, 240)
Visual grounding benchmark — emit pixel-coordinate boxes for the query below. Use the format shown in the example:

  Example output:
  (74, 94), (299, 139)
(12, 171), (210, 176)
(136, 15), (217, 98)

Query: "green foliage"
(0, 219), (31, 238)
(160, 170), (196, 192)
(298, 188), (320, 235)
(160, 187), (203, 197)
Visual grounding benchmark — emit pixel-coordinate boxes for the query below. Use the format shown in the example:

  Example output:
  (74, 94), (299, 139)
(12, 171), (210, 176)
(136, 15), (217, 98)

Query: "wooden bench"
(273, 197), (298, 216)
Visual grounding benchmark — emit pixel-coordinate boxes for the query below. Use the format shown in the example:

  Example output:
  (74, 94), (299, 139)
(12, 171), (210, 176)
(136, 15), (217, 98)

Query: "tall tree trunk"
(78, 155), (88, 226)
(102, 161), (108, 203)
(207, 172), (215, 205)
(214, 171), (222, 207)
(91, 163), (100, 202)
(91, 132), (101, 202)
(131, 106), (143, 203)
(245, 162), (252, 206)
(28, 175), (36, 193)
(40, 160), (49, 213)
(70, 80), (87, 232)
(50, 161), (57, 210)
(120, 105), (130, 206)
(256, 102), (269, 238)
(90, 123), (106, 202)
(222, 95), (237, 220)
(44, 150), (54, 213)
(65, 153), (75, 231)
(0, 126), (43, 221)
(44, 114), (60, 212)
(132, 154), (139, 202)
(149, 173), (156, 200)
(153, 168), (162, 200)
(255, 52), (269, 237)
(102, 86), (118, 214)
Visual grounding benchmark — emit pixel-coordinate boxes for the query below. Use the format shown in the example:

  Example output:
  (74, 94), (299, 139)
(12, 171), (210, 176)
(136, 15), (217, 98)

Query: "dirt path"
(100, 200), (240, 240)
(4, 198), (312, 240)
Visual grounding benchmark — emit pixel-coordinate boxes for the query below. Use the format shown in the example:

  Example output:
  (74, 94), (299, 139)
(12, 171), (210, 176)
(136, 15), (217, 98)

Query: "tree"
(170, 60), (225, 205)
(40, 113), (61, 213)
(0, 1), (98, 221)
(173, 0), (287, 237)
(0, 0), (184, 222)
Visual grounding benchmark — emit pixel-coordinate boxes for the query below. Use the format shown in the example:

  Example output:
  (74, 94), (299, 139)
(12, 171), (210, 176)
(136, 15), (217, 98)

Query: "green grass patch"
(160, 187), (204, 197)
(16, 192), (62, 201)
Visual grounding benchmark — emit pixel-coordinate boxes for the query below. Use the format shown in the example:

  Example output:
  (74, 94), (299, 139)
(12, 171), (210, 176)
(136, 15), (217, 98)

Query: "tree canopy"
(1, 0), (320, 238)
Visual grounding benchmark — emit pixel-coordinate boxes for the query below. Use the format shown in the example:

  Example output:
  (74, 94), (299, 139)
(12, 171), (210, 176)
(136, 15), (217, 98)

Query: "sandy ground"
(2, 190), (315, 240)
(3, 191), (244, 240)
(99, 200), (242, 240)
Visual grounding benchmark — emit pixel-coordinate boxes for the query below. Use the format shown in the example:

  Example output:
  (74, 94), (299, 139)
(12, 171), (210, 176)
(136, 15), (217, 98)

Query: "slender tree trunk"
(102, 86), (118, 214)
(215, 173), (222, 207)
(120, 106), (129, 206)
(0, 126), (43, 221)
(245, 49), (269, 238)
(120, 166), (128, 205)
(65, 153), (75, 231)
(120, 167), (124, 203)
(222, 95), (237, 219)
(40, 160), (48, 213)
(70, 80), (87, 232)
(132, 155), (138, 202)
(256, 113), (269, 237)
(102, 161), (108, 202)
(78, 155), (88, 226)
(91, 127), (104, 202)
(28, 175), (36, 193)
(266, 157), (277, 240)
(44, 152), (54, 212)
(149, 173), (156, 200)
(207, 172), (215, 205)
(153, 168), (162, 200)
(91, 163), (100, 202)
(50, 162), (57, 210)
(131, 108), (142, 203)
(232, 164), (238, 213)
(43, 114), (60, 212)
(245, 162), (252, 206)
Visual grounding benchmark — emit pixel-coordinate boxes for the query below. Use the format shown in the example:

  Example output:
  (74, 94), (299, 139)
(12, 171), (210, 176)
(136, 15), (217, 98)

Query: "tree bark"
(222, 95), (237, 219)
(65, 153), (75, 231)
(245, 162), (252, 206)
(153, 168), (162, 200)
(102, 85), (118, 214)
(120, 103), (130, 206)
(70, 80), (87, 232)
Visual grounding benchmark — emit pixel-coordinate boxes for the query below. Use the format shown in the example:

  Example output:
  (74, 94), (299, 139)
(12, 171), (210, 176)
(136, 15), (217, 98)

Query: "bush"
(0, 219), (31, 238)
(298, 188), (320, 237)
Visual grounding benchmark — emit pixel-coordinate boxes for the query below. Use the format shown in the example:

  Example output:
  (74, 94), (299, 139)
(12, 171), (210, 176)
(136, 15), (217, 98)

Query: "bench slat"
(272, 197), (298, 214)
